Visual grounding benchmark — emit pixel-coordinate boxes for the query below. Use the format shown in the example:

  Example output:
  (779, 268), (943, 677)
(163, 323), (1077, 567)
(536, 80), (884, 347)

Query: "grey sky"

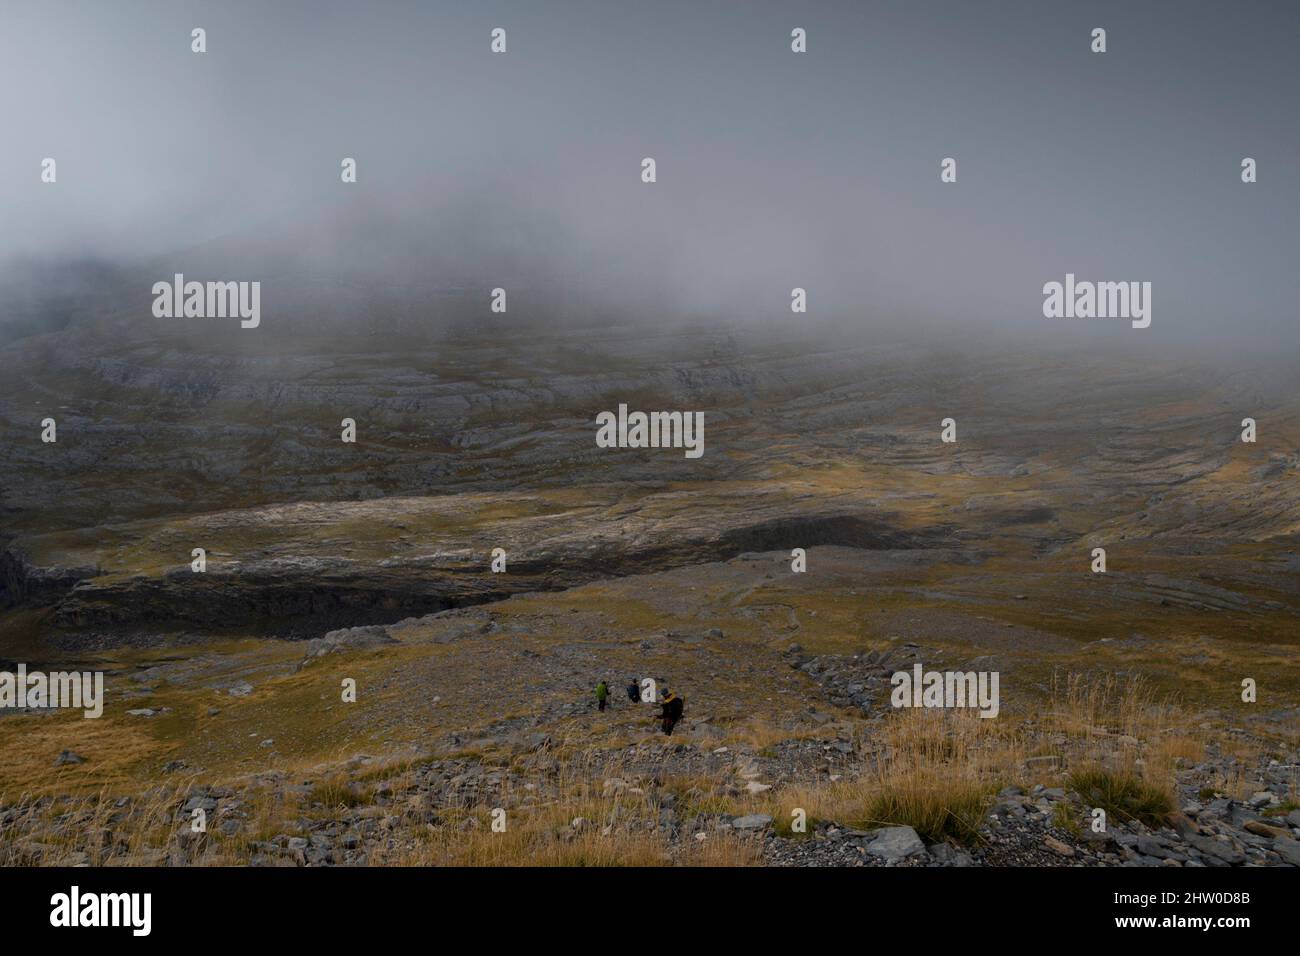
(1, 0), (1297, 345)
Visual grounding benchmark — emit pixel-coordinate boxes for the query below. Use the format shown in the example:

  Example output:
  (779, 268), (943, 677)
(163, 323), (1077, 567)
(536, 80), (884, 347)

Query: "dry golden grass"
(0, 709), (171, 794)
(721, 716), (833, 752)
(1042, 671), (1206, 808)
(371, 800), (760, 867)
(0, 784), (188, 866)
(750, 674), (1208, 846)
(0, 671), (1238, 865)
(1046, 671), (1176, 739)
(751, 707), (1019, 843)
(861, 708), (1019, 841)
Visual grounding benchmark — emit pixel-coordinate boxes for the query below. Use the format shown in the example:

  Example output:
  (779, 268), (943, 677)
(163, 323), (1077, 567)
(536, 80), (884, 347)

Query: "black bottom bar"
(1, 865), (1281, 942)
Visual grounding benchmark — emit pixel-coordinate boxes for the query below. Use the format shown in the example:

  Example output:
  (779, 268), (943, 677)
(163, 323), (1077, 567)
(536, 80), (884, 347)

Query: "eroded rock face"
(0, 548), (96, 608)
(29, 499), (947, 640)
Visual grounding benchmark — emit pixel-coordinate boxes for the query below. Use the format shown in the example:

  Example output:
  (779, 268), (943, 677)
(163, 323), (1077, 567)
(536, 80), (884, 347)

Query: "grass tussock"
(1045, 672), (1202, 811)
(307, 777), (374, 810)
(1047, 671), (1199, 758)
(855, 708), (1009, 842)
(755, 707), (1015, 845)
(1051, 799), (1083, 837)
(1067, 766), (1174, 830)
(857, 784), (990, 844)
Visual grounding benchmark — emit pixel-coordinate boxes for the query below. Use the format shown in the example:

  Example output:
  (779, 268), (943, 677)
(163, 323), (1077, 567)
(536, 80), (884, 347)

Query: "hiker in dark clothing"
(626, 678), (640, 702)
(596, 680), (609, 712)
(656, 690), (684, 735)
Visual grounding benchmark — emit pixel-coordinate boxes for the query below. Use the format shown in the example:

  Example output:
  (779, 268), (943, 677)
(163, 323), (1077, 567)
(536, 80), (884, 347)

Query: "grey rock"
(1187, 834), (1246, 865)
(1206, 798), (1233, 815)
(303, 625), (397, 663)
(929, 843), (974, 866)
(866, 826), (927, 861)
(1272, 838), (1300, 866)
(1137, 835), (1172, 859)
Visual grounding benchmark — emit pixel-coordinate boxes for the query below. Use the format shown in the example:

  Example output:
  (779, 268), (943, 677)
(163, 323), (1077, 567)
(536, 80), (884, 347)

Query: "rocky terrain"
(0, 316), (1297, 866)
(4, 321), (1298, 642)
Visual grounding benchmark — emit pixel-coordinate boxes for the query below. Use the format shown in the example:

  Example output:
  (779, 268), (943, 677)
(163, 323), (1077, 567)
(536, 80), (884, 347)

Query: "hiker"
(626, 678), (640, 702)
(596, 680), (609, 712)
(656, 689), (684, 735)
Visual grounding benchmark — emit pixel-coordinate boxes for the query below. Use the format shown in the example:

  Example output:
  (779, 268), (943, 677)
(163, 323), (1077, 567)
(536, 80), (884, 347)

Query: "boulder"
(302, 625), (397, 665)
(865, 825), (927, 860)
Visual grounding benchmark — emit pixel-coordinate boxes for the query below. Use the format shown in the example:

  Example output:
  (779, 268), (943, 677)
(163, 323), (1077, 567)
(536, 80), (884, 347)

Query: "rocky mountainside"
(0, 317), (1297, 867)
(2, 564), (1297, 867)
(3, 319), (1297, 646)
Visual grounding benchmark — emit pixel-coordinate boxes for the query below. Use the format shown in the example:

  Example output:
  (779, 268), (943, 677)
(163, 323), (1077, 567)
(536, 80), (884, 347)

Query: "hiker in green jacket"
(595, 680), (609, 712)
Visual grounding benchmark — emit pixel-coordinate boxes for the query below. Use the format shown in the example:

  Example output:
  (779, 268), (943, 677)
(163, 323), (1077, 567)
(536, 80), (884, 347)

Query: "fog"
(2, 0), (1297, 350)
